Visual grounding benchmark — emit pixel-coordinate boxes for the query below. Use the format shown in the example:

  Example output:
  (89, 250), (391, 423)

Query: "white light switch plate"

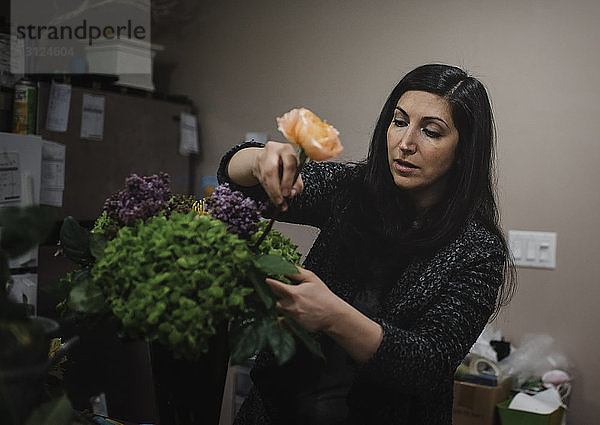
(508, 230), (557, 269)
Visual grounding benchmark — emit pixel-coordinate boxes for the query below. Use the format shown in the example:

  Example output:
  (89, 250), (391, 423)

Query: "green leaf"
(266, 320), (296, 365)
(42, 268), (91, 302)
(256, 254), (299, 276)
(68, 275), (105, 314)
(247, 269), (273, 309)
(281, 315), (325, 360)
(89, 232), (107, 260)
(0, 205), (56, 258)
(59, 217), (93, 265)
(229, 319), (263, 364)
(72, 268), (92, 284)
(24, 393), (73, 425)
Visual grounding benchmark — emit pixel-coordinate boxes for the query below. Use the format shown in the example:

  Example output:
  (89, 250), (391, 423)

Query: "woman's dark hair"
(343, 64), (515, 318)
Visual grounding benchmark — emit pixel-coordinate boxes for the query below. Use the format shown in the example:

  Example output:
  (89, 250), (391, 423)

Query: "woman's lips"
(394, 159), (419, 172)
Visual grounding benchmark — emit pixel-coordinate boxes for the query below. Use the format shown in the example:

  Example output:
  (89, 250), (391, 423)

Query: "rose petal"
(276, 108), (302, 144)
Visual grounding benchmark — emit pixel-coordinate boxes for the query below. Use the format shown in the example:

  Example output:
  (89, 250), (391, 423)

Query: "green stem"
(252, 147), (308, 252)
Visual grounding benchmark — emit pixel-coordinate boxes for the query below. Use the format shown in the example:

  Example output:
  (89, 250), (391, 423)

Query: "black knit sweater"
(218, 142), (504, 425)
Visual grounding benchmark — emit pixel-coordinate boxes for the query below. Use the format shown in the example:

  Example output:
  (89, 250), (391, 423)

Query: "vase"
(149, 328), (230, 425)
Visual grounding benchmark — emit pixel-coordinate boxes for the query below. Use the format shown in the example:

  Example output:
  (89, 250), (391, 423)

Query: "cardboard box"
(497, 398), (564, 425)
(453, 378), (512, 425)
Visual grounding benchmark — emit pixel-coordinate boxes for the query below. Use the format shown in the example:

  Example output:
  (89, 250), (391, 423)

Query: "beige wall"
(156, 1), (600, 422)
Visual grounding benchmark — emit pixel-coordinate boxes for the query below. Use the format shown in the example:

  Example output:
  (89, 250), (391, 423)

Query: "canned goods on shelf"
(12, 78), (38, 135)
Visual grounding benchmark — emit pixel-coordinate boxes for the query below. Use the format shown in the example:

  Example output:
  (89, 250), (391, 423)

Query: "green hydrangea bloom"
(92, 212), (255, 360)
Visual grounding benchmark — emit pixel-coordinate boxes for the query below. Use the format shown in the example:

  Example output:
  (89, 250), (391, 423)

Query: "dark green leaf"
(256, 254), (299, 276)
(247, 269), (273, 309)
(230, 319), (263, 364)
(282, 315), (325, 360)
(42, 268), (93, 304)
(59, 216), (93, 265)
(255, 316), (275, 349)
(0, 205), (56, 258)
(266, 320), (296, 365)
(24, 393), (73, 425)
(71, 269), (92, 286)
(89, 232), (107, 260)
(68, 276), (105, 314)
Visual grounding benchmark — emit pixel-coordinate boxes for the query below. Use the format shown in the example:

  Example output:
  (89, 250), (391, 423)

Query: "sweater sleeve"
(216, 141), (356, 229)
(355, 237), (505, 396)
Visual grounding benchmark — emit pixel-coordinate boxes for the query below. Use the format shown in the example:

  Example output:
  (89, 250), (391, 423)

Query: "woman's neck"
(407, 179), (448, 215)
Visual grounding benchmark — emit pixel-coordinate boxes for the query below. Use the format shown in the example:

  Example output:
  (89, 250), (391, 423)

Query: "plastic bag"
(470, 324), (503, 361)
(499, 333), (571, 388)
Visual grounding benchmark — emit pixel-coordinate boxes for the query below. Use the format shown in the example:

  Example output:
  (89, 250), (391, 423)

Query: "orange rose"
(276, 108), (343, 161)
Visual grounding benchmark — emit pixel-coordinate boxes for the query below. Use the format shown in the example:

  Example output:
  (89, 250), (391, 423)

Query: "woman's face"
(387, 90), (459, 210)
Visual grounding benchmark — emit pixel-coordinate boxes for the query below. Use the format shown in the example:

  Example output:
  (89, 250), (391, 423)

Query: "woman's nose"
(398, 127), (418, 154)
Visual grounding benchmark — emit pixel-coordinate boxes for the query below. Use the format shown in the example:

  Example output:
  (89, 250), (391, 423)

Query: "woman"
(218, 64), (516, 425)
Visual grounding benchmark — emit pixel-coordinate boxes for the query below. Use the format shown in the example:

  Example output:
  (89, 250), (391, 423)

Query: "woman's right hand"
(251, 141), (304, 211)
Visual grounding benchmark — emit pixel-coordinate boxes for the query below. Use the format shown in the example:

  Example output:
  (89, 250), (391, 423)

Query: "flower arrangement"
(56, 108), (342, 365)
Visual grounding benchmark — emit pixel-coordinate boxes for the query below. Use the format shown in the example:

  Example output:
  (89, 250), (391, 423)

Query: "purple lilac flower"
(207, 183), (265, 237)
(103, 173), (172, 226)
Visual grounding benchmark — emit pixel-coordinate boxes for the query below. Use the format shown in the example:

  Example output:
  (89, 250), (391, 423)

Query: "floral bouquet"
(55, 107), (342, 365)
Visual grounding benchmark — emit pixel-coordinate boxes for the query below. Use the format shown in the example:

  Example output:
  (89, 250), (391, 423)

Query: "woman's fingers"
(266, 269), (335, 331)
(261, 158), (285, 206)
(285, 266), (313, 283)
(267, 268), (313, 311)
(254, 145), (283, 205)
(265, 277), (293, 298)
(291, 174), (304, 198)
(268, 279), (297, 314)
(279, 152), (299, 198)
(256, 141), (302, 209)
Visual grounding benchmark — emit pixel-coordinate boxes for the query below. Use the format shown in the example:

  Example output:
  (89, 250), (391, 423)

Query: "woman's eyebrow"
(394, 106), (408, 117)
(395, 106), (450, 129)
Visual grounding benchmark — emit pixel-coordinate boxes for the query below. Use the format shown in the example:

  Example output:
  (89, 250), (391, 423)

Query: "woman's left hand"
(265, 266), (342, 332)
(267, 266), (384, 363)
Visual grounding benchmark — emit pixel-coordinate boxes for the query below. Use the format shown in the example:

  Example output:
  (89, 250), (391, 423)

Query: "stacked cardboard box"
(453, 378), (512, 425)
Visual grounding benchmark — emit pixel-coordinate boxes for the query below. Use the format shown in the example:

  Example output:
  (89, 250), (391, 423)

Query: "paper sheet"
(179, 112), (199, 155)
(81, 93), (105, 141)
(0, 151), (20, 203)
(508, 388), (564, 414)
(41, 141), (65, 190)
(45, 81), (72, 132)
(40, 188), (63, 207)
(41, 161), (64, 189)
(40, 140), (66, 207)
